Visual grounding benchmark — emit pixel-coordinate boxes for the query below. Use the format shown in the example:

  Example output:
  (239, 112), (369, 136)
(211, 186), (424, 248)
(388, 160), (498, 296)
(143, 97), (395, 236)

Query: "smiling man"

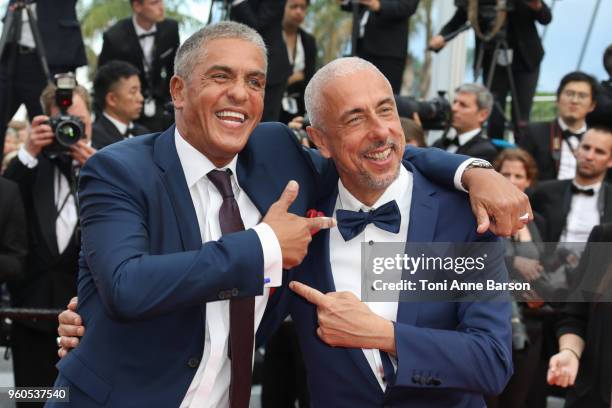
(50, 22), (530, 408)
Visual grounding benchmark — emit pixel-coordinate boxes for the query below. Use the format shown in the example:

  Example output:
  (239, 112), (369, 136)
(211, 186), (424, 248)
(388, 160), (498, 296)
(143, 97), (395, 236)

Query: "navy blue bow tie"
(336, 200), (401, 241)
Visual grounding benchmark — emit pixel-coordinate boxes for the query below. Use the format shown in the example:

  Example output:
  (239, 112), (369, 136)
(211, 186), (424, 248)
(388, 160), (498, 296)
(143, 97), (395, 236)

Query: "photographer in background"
(429, 0), (551, 140)
(92, 60), (148, 150)
(3, 79), (95, 398)
(433, 83), (498, 162)
(0, 0), (87, 163)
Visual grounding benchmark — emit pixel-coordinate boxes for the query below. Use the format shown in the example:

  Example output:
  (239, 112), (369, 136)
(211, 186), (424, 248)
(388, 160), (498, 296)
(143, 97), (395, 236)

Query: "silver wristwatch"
(462, 159), (493, 190)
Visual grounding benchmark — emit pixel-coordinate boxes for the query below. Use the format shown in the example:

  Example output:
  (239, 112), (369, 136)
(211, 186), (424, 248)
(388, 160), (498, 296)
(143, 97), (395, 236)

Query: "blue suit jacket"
(259, 161), (513, 408)
(48, 123), (469, 407)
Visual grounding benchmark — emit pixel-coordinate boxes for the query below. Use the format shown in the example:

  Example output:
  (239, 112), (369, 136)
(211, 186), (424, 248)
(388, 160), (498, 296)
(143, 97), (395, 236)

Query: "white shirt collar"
(337, 165), (410, 212)
(456, 128), (482, 146)
(558, 117), (587, 134)
(174, 128), (239, 191)
(132, 16), (157, 37)
(573, 180), (602, 194)
(103, 112), (130, 135)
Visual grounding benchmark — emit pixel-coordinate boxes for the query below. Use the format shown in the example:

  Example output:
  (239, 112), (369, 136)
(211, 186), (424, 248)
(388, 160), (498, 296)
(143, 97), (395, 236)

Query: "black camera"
(394, 91), (452, 130)
(45, 73), (84, 156)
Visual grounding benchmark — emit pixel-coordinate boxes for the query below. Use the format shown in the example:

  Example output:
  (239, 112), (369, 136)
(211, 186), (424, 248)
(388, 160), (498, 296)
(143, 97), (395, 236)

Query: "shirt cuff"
(252, 222), (282, 288)
(17, 145), (38, 168)
(453, 157), (478, 193)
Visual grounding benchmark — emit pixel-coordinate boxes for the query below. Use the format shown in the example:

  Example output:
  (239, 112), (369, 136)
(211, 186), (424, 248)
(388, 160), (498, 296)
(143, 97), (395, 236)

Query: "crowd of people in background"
(1, 0), (612, 407)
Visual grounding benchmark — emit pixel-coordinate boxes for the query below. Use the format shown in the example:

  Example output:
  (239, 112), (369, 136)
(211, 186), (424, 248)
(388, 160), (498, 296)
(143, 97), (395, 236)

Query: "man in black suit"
(230, 0), (291, 122)
(279, 0), (317, 125)
(519, 71), (598, 181)
(92, 61), (149, 150)
(339, 0), (418, 94)
(430, 0), (551, 140)
(3, 83), (96, 397)
(433, 83), (498, 162)
(98, 0), (179, 132)
(547, 223), (612, 408)
(0, 0), (87, 162)
(529, 126), (612, 245)
(587, 44), (612, 130)
(0, 176), (26, 284)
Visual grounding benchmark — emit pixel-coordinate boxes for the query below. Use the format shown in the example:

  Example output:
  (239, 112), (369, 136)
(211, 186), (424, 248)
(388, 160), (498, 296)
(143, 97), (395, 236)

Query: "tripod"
(0, 0), (52, 159)
(473, 27), (524, 141)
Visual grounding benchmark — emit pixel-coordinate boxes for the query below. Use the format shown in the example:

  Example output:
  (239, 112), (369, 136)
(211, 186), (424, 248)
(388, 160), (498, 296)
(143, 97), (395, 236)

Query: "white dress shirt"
(329, 165), (413, 391)
(17, 146), (77, 254)
(444, 128), (482, 154)
(560, 181), (602, 245)
(18, 4), (37, 49)
(175, 130), (282, 408)
(557, 117), (587, 181)
(132, 17), (156, 72)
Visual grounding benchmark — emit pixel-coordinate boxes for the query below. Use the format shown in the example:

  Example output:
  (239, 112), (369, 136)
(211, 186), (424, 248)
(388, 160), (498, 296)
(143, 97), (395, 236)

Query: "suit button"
(187, 357), (200, 368)
(412, 374), (421, 384)
(231, 288), (239, 297)
(218, 291), (226, 300)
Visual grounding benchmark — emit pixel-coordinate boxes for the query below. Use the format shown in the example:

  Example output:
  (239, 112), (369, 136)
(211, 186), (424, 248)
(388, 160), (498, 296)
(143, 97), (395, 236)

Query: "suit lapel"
(235, 148), (283, 217)
(397, 161), (439, 326)
(101, 115), (124, 144)
(126, 21), (146, 73)
(152, 127), (201, 251)
(601, 183), (612, 223)
(33, 157), (59, 257)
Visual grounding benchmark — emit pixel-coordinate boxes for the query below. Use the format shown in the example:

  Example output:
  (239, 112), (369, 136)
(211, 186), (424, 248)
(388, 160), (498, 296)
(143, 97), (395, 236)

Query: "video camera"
(45, 73), (84, 155)
(395, 92), (452, 131)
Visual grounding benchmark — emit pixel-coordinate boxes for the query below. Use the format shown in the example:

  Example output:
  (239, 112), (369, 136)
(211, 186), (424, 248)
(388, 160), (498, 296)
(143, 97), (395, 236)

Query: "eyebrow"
(205, 65), (265, 78)
(339, 97), (394, 121)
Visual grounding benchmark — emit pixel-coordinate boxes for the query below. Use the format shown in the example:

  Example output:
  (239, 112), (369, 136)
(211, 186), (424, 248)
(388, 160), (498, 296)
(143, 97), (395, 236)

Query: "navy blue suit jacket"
(48, 123), (470, 407)
(259, 161), (513, 408)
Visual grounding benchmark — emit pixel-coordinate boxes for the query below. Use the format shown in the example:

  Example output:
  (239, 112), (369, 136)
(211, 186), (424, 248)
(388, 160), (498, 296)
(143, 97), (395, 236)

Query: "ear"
(478, 109), (490, 125)
(306, 126), (331, 158)
(105, 92), (117, 110)
(170, 75), (185, 110)
(587, 100), (597, 114)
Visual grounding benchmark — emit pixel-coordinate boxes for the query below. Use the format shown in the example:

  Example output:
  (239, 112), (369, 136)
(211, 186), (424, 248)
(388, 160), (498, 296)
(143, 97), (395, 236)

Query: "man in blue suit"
(53, 23), (525, 408)
(258, 57), (513, 407)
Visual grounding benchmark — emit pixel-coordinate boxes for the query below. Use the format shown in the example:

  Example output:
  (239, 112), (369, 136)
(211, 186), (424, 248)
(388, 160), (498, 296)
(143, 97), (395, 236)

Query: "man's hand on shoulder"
(263, 181), (336, 269)
(462, 168), (533, 237)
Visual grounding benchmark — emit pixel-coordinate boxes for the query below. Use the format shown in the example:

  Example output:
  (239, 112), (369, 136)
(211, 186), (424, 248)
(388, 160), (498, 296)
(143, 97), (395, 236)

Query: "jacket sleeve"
(439, 7), (468, 37)
(377, 0), (419, 20)
(403, 146), (472, 190)
(78, 151), (267, 321)
(393, 236), (513, 395)
(230, 0), (285, 32)
(0, 180), (27, 283)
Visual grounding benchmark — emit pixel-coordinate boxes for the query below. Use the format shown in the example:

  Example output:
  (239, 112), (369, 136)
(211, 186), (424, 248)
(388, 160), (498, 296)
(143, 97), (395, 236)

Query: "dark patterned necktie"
(207, 169), (254, 408)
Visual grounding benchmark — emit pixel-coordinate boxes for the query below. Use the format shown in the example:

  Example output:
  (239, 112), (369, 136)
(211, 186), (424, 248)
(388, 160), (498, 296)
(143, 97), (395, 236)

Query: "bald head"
(304, 57), (392, 130)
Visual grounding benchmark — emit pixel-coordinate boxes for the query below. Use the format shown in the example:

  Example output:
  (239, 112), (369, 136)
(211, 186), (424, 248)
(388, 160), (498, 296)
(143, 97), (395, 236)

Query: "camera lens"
(55, 120), (82, 147)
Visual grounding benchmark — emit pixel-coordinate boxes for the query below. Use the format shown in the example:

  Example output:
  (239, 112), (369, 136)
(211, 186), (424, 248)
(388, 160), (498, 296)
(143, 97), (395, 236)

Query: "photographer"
(0, 0), (87, 163)
(3, 81), (95, 395)
(429, 0), (552, 140)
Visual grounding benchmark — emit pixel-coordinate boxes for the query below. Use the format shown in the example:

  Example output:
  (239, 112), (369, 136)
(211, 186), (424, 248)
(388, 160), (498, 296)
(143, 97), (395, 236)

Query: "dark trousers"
(483, 64), (540, 140)
(11, 322), (59, 408)
(0, 48), (48, 162)
(486, 318), (543, 408)
(358, 50), (406, 94)
(261, 321), (309, 408)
